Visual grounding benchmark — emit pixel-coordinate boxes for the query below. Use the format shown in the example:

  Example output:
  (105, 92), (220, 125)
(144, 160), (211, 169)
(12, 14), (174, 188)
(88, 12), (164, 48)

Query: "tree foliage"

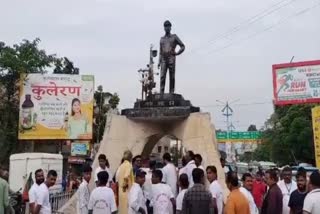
(53, 57), (79, 74)
(0, 38), (59, 165)
(93, 85), (120, 143)
(252, 104), (315, 165)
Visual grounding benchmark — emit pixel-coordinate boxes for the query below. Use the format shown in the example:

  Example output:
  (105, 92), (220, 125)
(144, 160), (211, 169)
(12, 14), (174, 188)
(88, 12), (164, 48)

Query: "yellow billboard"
(18, 74), (94, 140)
(311, 106), (320, 168)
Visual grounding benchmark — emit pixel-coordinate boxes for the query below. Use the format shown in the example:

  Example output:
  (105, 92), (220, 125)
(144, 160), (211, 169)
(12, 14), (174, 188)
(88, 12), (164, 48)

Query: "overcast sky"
(1, 0), (320, 130)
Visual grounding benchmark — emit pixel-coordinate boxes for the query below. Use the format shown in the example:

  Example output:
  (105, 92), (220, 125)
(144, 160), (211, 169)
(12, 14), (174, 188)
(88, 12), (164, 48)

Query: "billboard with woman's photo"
(18, 74), (94, 140)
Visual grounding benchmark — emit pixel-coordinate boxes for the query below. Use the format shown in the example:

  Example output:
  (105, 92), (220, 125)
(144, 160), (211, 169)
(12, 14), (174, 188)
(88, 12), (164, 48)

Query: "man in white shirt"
(88, 171), (117, 214)
(184, 151), (197, 187)
(176, 173), (189, 214)
(77, 164), (92, 214)
(303, 171), (320, 214)
(29, 169), (44, 214)
(220, 157), (230, 175)
(128, 169), (147, 214)
(240, 173), (258, 214)
(94, 154), (113, 186)
(34, 170), (58, 214)
(278, 167), (297, 214)
(162, 153), (177, 196)
(151, 169), (175, 214)
(141, 160), (156, 214)
(194, 154), (204, 170)
(206, 165), (223, 214)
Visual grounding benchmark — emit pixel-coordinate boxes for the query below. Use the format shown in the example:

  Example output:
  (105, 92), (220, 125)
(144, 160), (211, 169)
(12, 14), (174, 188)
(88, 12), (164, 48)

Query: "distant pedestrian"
(278, 167), (297, 214)
(128, 169), (147, 214)
(34, 170), (58, 214)
(68, 171), (80, 192)
(95, 154), (113, 186)
(207, 165), (223, 214)
(88, 171), (117, 214)
(162, 153), (177, 196)
(132, 155), (143, 176)
(261, 169), (282, 214)
(182, 168), (214, 214)
(220, 157), (230, 175)
(194, 154), (204, 170)
(252, 171), (266, 212)
(77, 164), (92, 214)
(225, 171), (250, 214)
(184, 151), (197, 187)
(176, 174), (189, 214)
(29, 169), (45, 214)
(240, 173), (258, 214)
(303, 170), (320, 214)
(0, 175), (9, 214)
(151, 169), (175, 214)
(288, 170), (307, 214)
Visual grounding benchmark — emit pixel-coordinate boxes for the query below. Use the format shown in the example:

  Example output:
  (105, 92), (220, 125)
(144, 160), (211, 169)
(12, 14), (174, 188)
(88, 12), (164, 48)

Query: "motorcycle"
(9, 188), (25, 214)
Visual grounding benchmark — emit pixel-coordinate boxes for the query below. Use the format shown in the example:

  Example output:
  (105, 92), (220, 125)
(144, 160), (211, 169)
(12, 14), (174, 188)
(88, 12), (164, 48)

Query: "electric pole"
(217, 99), (239, 162)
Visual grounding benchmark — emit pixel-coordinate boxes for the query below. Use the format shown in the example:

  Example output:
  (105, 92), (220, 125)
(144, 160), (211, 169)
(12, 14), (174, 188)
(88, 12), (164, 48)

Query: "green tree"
(252, 104), (315, 165)
(93, 85), (120, 143)
(247, 124), (257, 131)
(0, 38), (58, 165)
(53, 57), (79, 74)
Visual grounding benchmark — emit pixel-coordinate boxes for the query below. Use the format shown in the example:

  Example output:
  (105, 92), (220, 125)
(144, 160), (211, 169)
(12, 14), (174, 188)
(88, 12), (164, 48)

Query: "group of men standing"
(78, 150), (222, 214)
(28, 169), (58, 214)
(79, 150), (320, 214)
(260, 167), (320, 214)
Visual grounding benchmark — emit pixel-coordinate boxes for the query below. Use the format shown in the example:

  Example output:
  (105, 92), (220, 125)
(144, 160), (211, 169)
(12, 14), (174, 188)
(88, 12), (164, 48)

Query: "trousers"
(160, 62), (175, 94)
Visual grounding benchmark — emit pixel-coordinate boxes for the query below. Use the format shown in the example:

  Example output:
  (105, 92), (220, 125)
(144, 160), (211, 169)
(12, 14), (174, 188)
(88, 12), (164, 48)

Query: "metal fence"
(50, 190), (75, 214)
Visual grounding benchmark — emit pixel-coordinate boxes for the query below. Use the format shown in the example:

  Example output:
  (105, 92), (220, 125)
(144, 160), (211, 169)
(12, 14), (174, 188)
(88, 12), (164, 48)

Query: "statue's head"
(163, 20), (172, 34)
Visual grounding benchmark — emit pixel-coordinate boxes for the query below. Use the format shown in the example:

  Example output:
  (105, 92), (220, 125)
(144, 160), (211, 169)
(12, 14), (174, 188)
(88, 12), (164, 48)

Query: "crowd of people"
(1, 151), (320, 214)
(76, 150), (320, 214)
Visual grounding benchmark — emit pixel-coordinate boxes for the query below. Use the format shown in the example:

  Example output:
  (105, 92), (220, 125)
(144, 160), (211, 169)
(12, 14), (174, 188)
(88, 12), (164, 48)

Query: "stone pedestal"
(121, 93), (200, 120)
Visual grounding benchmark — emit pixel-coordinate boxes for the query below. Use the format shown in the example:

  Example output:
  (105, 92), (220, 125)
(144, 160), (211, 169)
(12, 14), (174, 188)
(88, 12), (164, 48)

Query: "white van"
(9, 153), (63, 193)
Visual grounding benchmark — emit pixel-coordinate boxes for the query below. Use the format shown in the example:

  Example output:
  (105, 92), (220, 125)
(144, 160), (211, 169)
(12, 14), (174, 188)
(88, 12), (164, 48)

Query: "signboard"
(71, 142), (89, 156)
(311, 106), (320, 168)
(216, 131), (261, 142)
(273, 60), (320, 105)
(18, 74), (94, 140)
(68, 156), (86, 164)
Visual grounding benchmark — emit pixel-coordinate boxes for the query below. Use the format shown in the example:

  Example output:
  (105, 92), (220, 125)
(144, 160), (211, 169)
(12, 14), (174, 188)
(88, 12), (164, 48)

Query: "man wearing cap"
(128, 169), (147, 214)
(158, 20), (185, 94)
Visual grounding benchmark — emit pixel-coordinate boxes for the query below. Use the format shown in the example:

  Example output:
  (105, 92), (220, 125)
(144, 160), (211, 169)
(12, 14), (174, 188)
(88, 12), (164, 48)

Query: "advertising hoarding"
(311, 106), (320, 168)
(18, 74), (94, 140)
(273, 60), (320, 105)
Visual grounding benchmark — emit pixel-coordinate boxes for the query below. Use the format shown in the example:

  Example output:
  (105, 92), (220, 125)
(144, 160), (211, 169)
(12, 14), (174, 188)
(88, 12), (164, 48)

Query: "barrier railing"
(50, 190), (76, 213)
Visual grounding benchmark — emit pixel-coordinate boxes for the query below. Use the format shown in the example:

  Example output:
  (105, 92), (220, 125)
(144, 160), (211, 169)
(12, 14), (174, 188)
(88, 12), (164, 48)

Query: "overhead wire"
(199, 101), (273, 108)
(203, 1), (320, 56)
(188, 0), (298, 54)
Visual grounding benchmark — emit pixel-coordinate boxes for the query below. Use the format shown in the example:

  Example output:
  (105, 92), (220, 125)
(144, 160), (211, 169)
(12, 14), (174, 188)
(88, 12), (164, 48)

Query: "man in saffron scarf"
(116, 150), (134, 214)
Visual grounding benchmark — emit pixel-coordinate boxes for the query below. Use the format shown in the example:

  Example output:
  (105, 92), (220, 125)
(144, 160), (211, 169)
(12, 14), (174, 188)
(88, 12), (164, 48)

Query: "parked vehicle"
(9, 153), (63, 193)
(258, 161), (277, 170)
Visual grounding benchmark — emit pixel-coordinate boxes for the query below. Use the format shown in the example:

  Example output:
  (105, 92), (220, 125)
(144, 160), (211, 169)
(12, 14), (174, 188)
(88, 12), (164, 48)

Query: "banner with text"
(18, 74), (94, 140)
(273, 60), (320, 105)
(311, 106), (320, 168)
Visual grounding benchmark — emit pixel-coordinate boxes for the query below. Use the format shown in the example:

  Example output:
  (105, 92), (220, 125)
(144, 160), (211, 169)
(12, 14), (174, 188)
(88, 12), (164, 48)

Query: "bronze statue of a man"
(158, 20), (185, 94)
